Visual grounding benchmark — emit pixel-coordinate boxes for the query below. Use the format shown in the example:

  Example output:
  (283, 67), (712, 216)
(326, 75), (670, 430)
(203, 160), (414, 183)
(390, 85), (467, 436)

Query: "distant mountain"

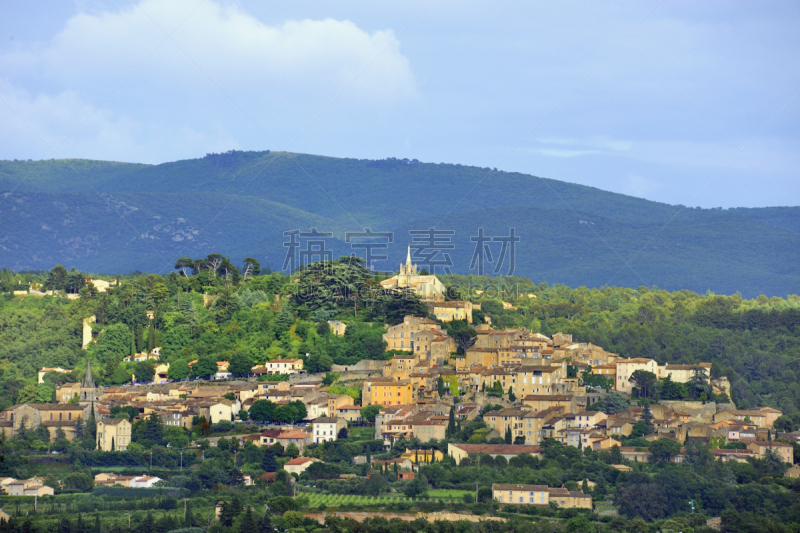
(1, 150), (798, 297)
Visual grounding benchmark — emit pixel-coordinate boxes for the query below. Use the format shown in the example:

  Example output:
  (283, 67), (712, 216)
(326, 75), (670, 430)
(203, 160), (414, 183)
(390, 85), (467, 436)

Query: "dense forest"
(1, 151), (799, 296)
(0, 256), (799, 415)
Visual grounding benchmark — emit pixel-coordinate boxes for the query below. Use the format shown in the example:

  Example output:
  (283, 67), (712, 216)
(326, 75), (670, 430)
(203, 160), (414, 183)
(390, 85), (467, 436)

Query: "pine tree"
(93, 514), (101, 533)
(130, 333), (136, 357)
(261, 449), (278, 472)
(57, 518), (72, 533)
(219, 502), (238, 527)
(138, 512), (154, 533)
(257, 512), (272, 533)
(237, 507), (256, 533)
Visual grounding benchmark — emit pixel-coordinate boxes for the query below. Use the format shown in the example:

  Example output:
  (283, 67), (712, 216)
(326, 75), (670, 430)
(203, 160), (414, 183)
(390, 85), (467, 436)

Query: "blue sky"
(0, 0), (798, 208)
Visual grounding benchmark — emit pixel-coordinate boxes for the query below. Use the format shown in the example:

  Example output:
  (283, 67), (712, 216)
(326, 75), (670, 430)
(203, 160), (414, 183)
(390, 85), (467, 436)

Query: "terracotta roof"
(285, 457), (316, 466)
(277, 430), (310, 439)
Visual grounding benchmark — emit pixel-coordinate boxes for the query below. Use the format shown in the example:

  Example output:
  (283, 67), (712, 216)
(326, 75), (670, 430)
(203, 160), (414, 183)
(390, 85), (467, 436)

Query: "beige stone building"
(96, 418), (132, 451)
(615, 358), (659, 394)
(492, 484), (591, 508)
(412, 420), (447, 442)
(383, 315), (442, 354)
(427, 301), (477, 323)
(264, 358), (303, 375)
(284, 457), (319, 475)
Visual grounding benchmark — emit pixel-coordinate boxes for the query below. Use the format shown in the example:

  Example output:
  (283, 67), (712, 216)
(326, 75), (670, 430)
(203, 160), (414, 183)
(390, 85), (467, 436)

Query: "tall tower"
(81, 359), (96, 402)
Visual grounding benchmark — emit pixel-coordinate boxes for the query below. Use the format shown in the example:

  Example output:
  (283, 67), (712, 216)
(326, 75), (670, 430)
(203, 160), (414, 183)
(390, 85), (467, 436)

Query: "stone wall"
(331, 360), (385, 373)
(659, 400), (718, 423)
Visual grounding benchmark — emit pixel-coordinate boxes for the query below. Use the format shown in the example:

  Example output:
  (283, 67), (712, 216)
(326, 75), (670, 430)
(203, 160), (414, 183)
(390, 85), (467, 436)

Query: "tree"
(689, 366), (710, 399)
(65, 268), (86, 294)
(660, 374), (686, 400)
(237, 507), (256, 533)
(218, 497), (241, 527)
(44, 264), (68, 291)
(642, 400), (654, 433)
(191, 356), (218, 379)
(629, 370), (657, 399)
(360, 404), (381, 424)
(134, 361), (155, 383)
(229, 352), (254, 377)
(250, 400), (276, 423)
(437, 376), (445, 397)
(508, 386), (516, 402)
(446, 406), (456, 438)
(174, 257), (195, 277)
(609, 445), (623, 464)
(587, 392), (630, 415)
(261, 449), (278, 472)
(168, 359), (190, 381)
(630, 420), (651, 439)
(774, 415), (797, 433)
(505, 426), (512, 444)
(16, 384), (39, 404)
(257, 512), (272, 533)
(285, 443), (299, 458)
(650, 438), (681, 462)
(242, 258), (261, 281)
(442, 320), (477, 355)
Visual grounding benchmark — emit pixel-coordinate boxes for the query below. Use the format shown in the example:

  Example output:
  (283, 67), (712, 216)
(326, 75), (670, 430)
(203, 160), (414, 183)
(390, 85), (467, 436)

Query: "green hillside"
(1, 151), (798, 297)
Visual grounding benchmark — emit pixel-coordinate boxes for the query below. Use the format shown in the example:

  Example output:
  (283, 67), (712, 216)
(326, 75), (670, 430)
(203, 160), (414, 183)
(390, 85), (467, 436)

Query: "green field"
(428, 489), (474, 499)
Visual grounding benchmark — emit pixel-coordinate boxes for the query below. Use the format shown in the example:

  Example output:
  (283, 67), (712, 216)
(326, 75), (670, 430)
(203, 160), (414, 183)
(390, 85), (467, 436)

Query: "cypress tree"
(147, 322), (155, 353)
(135, 324), (144, 353)
(505, 426), (512, 444)
(446, 406), (456, 438)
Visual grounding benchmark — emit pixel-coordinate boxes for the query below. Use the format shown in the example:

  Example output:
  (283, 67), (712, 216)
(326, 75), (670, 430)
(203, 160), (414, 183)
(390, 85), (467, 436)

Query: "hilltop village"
(1, 255), (799, 532)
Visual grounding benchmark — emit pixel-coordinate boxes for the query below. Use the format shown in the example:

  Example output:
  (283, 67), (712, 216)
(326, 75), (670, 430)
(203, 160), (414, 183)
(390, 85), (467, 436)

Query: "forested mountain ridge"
(1, 151), (799, 297)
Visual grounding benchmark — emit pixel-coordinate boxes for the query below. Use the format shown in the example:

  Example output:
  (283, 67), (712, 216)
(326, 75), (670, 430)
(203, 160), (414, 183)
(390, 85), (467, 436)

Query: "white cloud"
(0, 0), (416, 162)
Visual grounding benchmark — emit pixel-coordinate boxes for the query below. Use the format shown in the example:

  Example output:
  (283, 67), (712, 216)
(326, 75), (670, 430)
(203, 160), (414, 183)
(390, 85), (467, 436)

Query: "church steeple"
(406, 245), (412, 267)
(82, 359), (94, 388)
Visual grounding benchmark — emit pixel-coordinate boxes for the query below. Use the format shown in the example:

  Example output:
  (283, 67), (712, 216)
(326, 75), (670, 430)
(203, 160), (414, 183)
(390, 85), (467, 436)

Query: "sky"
(0, 0), (798, 208)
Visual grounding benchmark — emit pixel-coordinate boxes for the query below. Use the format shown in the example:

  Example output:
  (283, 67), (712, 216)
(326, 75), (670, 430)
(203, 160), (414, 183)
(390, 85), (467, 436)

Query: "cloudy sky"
(1, 0), (798, 208)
